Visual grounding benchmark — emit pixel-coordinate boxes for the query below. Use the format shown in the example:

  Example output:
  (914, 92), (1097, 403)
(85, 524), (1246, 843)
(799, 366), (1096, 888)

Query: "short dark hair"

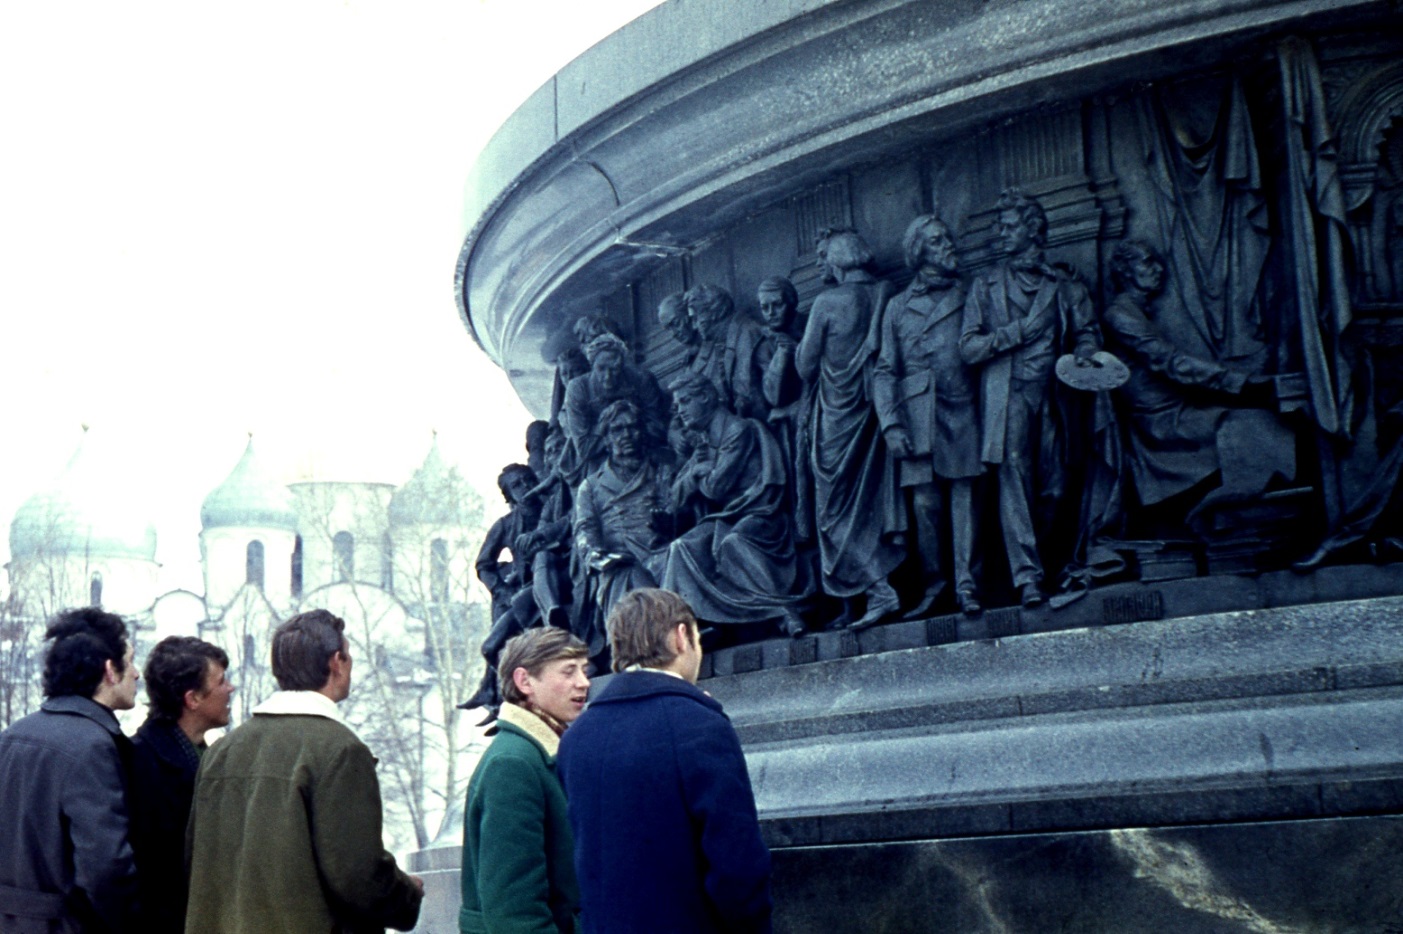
(144, 636), (230, 721)
(996, 187), (1048, 247)
(42, 608), (130, 699)
(271, 609), (346, 691)
(498, 628), (589, 706)
(608, 588), (698, 673)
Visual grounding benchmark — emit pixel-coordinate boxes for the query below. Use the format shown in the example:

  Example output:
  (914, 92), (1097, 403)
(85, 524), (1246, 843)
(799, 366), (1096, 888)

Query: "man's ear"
(103, 659), (119, 685)
(183, 687), (202, 711)
(511, 666), (533, 700)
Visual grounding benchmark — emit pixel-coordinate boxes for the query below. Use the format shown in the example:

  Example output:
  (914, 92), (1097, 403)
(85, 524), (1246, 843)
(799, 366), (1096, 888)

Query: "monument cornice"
(456, 0), (1389, 414)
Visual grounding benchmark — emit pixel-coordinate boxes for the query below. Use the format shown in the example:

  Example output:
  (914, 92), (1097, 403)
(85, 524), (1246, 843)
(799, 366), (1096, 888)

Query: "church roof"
(200, 437), (298, 531)
(9, 428), (158, 563)
(389, 435), (468, 527)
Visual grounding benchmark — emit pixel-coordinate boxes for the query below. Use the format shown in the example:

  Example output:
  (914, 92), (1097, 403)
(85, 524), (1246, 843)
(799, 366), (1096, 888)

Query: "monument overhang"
(455, 0), (1387, 416)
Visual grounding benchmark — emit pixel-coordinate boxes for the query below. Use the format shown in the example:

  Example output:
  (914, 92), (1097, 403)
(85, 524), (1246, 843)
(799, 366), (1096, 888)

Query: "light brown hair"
(498, 628), (589, 705)
(608, 588), (698, 673)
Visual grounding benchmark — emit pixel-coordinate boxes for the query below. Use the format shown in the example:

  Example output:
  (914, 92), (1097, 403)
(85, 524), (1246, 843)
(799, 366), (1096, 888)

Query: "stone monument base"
(408, 572), (1403, 931)
(701, 579), (1403, 932)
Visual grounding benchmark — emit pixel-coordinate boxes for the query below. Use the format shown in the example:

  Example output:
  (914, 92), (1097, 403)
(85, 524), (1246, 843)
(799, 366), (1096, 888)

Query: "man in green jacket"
(186, 609), (423, 934)
(461, 627), (590, 933)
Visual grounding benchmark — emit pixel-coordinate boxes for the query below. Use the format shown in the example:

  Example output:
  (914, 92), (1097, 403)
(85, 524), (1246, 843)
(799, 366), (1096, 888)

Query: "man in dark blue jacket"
(558, 588), (772, 934)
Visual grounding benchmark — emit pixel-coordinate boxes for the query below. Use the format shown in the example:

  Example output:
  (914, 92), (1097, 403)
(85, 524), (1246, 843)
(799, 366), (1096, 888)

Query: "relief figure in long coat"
(796, 228), (906, 629)
(874, 215), (983, 617)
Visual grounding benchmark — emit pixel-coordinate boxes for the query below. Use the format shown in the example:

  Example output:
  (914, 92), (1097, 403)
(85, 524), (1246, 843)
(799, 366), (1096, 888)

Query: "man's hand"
(884, 426), (913, 458)
(1073, 344), (1099, 367)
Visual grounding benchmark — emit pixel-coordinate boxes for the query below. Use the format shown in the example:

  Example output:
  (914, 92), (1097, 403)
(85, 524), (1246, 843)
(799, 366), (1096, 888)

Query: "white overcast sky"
(0, 0), (663, 594)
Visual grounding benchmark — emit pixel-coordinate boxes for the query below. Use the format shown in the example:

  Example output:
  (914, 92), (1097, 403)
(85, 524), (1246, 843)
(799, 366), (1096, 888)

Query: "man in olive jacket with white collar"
(185, 609), (423, 934)
(460, 627), (589, 934)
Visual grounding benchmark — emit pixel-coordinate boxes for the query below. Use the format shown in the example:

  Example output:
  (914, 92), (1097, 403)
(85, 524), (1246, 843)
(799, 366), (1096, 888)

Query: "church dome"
(9, 429), (158, 562)
(201, 436), (298, 531)
(389, 435), (468, 527)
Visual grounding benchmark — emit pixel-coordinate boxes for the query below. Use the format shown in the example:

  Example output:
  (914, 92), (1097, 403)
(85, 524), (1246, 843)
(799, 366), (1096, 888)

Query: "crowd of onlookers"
(0, 588), (771, 934)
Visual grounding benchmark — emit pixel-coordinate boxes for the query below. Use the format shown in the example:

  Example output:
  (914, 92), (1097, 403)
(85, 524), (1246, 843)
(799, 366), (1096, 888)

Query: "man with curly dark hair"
(127, 636), (234, 934)
(0, 607), (141, 934)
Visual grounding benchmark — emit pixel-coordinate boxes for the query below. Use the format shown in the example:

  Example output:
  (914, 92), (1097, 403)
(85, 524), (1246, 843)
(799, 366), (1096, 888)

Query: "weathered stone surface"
(772, 816), (1403, 933)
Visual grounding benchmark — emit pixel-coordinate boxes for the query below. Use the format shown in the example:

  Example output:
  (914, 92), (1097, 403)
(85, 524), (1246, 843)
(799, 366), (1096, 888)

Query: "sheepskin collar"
(497, 702), (561, 757)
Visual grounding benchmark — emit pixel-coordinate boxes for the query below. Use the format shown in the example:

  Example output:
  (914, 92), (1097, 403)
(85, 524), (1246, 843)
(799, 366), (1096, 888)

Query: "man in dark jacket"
(460, 627), (589, 934)
(0, 607), (141, 934)
(558, 588), (772, 934)
(127, 636), (234, 934)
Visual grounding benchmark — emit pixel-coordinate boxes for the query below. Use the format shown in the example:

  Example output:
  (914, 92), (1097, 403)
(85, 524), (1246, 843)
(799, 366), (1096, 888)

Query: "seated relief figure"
(1101, 239), (1291, 531)
(573, 399), (672, 658)
(660, 374), (804, 637)
(874, 215), (984, 618)
(685, 283), (768, 420)
(561, 332), (670, 483)
(465, 463), (541, 712)
(960, 188), (1101, 609)
(797, 227), (907, 629)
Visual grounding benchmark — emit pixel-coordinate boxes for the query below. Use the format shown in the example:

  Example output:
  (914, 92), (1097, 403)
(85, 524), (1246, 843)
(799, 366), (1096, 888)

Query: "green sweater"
(186, 695), (422, 933)
(460, 703), (581, 934)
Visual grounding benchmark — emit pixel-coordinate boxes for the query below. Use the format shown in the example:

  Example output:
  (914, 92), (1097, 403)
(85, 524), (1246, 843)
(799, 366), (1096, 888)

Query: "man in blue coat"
(558, 588), (772, 934)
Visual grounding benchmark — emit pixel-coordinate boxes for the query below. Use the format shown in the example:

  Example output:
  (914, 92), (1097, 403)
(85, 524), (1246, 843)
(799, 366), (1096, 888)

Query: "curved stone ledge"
(695, 594), (1403, 842)
(456, 0), (1390, 412)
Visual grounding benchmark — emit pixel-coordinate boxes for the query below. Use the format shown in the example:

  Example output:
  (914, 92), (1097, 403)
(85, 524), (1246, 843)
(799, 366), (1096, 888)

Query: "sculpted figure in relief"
(960, 189), (1100, 608)
(874, 215), (984, 617)
(754, 276), (814, 542)
(796, 228), (906, 629)
(560, 333), (670, 483)
(1102, 239), (1292, 530)
(685, 284), (767, 419)
(573, 400), (670, 657)
(464, 463), (540, 712)
(660, 374), (803, 635)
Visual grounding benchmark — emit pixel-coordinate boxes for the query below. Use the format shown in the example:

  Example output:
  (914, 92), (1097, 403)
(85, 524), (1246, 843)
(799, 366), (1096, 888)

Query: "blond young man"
(461, 627), (590, 934)
(558, 588), (772, 934)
